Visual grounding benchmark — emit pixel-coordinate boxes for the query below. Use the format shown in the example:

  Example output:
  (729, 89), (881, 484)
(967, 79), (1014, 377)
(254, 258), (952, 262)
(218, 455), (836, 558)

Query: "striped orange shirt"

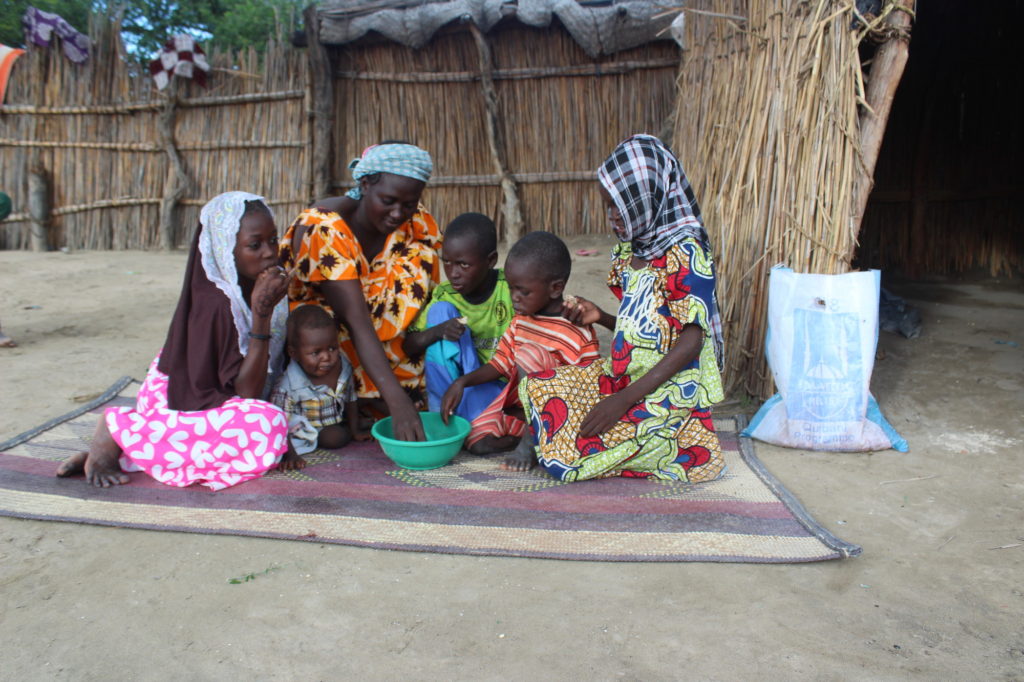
(488, 314), (600, 380)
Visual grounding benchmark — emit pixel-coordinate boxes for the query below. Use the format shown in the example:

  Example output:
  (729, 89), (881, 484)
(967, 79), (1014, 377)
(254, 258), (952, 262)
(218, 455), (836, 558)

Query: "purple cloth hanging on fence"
(22, 7), (90, 64)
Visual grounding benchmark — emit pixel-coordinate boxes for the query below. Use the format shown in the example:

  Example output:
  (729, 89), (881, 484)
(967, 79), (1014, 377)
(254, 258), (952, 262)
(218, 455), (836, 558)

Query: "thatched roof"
(317, 0), (674, 56)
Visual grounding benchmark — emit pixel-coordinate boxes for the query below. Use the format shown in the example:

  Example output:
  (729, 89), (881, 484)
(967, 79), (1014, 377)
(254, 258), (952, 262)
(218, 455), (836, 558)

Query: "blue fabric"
(423, 302), (504, 421)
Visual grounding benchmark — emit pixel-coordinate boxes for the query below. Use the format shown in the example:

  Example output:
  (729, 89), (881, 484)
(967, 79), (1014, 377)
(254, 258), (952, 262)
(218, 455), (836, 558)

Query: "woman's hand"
(440, 379), (465, 425)
(251, 265), (291, 318)
(235, 265), (292, 399)
(579, 394), (631, 437)
(388, 394), (426, 442)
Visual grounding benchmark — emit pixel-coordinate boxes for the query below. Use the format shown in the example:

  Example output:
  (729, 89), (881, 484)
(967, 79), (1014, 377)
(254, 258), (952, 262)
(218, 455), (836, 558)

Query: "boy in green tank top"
(404, 213), (513, 421)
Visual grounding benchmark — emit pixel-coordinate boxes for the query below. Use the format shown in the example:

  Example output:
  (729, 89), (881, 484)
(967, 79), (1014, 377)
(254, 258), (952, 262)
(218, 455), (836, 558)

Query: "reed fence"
(1, 18), (680, 251)
(329, 22), (680, 242)
(0, 26), (309, 250)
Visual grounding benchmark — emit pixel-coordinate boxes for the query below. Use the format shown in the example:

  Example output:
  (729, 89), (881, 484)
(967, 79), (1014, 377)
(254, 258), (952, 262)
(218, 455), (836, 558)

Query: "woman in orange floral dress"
(280, 143), (439, 441)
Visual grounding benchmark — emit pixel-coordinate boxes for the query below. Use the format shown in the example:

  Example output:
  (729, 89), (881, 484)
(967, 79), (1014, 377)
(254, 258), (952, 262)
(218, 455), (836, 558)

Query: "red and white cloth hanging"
(148, 35), (210, 91)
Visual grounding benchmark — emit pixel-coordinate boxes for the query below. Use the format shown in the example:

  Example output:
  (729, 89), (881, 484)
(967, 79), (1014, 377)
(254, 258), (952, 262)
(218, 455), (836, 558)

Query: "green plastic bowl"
(372, 412), (471, 470)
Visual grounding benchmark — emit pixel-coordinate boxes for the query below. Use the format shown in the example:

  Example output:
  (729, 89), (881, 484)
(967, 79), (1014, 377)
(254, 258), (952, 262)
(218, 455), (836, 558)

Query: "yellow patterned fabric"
(521, 239), (724, 482)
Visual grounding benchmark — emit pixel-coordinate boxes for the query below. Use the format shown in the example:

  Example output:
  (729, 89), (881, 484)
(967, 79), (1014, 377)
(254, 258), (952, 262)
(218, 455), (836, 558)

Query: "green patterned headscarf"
(346, 143), (433, 200)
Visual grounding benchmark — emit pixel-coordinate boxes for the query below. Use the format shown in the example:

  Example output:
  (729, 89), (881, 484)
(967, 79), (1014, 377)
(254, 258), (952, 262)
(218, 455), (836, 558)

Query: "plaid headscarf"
(598, 134), (709, 259)
(598, 134), (724, 370)
(346, 143), (433, 199)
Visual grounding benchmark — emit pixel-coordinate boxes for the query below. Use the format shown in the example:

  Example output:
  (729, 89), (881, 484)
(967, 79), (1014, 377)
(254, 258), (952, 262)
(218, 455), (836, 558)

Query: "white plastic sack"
(743, 267), (908, 452)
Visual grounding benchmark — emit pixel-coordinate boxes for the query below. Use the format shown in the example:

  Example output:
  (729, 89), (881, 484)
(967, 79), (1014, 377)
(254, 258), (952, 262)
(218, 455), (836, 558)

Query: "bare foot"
(277, 450), (307, 471)
(468, 435), (520, 455)
(83, 418), (130, 487)
(0, 332), (15, 348)
(276, 443), (307, 471)
(57, 416), (130, 487)
(351, 429), (373, 442)
(500, 437), (536, 472)
(56, 451), (87, 477)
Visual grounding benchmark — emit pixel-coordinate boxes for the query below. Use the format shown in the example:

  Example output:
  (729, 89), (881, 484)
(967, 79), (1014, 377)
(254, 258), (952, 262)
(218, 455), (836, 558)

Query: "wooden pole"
(27, 162), (51, 252)
(469, 23), (525, 243)
(850, 0), (914, 252)
(28, 46), (51, 251)
(305, 4), (334, 200)
(156, 82), (191, 250)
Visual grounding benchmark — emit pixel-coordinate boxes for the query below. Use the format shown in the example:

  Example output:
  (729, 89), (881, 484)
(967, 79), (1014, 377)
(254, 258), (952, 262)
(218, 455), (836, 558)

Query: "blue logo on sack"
(787, 308), (864, 422)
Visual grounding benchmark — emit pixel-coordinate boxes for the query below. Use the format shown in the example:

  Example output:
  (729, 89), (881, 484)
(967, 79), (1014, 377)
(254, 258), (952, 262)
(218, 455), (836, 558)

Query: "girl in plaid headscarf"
(518, 135), (726, 482)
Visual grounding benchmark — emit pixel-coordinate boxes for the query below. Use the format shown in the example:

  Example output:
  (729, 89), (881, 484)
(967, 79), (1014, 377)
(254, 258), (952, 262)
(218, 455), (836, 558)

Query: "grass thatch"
(671, 0), (872, 399)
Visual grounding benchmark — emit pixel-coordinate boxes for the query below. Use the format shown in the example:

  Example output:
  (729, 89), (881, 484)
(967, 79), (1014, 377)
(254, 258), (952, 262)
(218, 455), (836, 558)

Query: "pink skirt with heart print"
(106, 354), (288, 490)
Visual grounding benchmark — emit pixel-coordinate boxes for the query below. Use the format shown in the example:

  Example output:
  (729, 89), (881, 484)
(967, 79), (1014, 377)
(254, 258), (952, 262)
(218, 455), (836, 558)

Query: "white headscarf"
(198, 191), (288, 372)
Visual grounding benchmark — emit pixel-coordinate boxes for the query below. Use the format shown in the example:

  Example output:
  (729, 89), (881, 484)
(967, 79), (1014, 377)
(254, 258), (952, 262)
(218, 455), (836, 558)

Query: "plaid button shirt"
(270, 357), (356, 455)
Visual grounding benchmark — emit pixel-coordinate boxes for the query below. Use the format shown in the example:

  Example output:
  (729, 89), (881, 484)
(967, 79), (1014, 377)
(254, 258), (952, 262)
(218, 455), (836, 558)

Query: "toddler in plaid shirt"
(271, 306), (368, 461)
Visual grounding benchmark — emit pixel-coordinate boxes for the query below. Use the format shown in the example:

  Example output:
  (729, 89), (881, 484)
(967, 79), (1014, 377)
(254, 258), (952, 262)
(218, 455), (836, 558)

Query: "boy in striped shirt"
(441, 231), (599, 471)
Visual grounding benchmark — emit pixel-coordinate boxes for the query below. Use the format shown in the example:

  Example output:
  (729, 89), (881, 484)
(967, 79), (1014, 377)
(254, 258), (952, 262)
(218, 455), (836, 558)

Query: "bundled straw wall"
(672, 0), (869, 398)
(331, 22), (680, 239)
(0, 29), (309, 250)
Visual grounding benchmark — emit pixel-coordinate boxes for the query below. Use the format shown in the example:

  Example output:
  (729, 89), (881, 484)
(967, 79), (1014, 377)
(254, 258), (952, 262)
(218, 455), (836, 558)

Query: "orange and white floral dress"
(280, 206), (441, 398)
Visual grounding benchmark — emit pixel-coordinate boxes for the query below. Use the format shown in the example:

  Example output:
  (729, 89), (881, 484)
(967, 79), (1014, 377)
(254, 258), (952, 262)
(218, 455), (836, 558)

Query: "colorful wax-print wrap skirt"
(106, 354), (289, 490)
(467, 314), (601, 447)
(521, 239), (725, 483)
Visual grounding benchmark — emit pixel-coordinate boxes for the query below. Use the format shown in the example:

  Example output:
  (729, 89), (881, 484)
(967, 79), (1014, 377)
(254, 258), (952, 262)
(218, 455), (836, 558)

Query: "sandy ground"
(0, 238), (1022, 680)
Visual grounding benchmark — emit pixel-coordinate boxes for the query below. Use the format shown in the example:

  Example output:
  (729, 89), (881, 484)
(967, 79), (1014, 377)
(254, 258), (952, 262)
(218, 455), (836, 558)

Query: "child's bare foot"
(468, 435), (520, 455)
(57, 417), (130, 487)
(500, 436), (536, 472)
(277, 448), (307, 471)
(0, 331), (15, 348)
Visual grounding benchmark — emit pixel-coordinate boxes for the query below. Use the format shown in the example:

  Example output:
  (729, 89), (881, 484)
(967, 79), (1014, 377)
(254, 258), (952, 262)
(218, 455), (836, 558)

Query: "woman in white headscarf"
(57, 192), (296, 489)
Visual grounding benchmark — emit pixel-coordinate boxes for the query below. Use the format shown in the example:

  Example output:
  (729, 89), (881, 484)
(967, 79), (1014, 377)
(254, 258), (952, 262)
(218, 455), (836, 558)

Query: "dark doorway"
(856, 1), (1023, 277)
